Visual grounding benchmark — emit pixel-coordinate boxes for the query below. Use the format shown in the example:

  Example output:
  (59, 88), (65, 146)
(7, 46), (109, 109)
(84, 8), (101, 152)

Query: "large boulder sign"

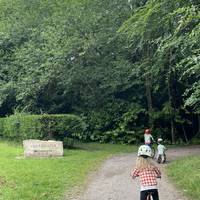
(23, 139), (63, 157)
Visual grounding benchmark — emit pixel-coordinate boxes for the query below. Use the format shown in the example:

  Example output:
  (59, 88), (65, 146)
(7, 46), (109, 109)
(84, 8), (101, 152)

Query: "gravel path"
(67, 146), (200, 200)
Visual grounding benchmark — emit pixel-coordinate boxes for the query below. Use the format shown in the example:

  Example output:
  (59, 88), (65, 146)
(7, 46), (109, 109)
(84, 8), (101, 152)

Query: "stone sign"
(23, 139), (63, 157)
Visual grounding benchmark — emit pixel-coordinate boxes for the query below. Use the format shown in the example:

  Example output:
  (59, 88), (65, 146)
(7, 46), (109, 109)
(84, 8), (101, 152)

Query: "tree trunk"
(198, 114), (200, 134)
(182, 124), (188, 143)
(168, 51), (175, 144)
(145, 73), (153, 128)
(195, 114), (200, 137)
(170, 114), (175, 144)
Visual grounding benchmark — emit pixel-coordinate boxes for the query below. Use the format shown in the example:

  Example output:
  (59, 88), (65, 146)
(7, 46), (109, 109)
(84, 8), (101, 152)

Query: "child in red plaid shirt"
(131, 145), (161, 200)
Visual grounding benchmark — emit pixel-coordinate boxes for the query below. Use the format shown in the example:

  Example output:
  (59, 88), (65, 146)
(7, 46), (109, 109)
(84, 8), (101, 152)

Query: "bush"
(0, 113), (86, 141)
(38, 114), (86, 140)
(0, 114), (42, 140)
(63, 137), (75, 148)
(0, 118), (5, 137)
(191, 136), (200, 144)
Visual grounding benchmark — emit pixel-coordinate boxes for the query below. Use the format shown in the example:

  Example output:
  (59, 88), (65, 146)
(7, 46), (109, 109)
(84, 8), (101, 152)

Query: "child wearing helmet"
(144, 129), (155, 147)
(131, 145), (161, 200)
(157, 138), (167, 163)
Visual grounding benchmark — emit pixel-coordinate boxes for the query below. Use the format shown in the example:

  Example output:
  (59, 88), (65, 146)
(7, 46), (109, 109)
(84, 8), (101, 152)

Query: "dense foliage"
(0, 0), (199, 143)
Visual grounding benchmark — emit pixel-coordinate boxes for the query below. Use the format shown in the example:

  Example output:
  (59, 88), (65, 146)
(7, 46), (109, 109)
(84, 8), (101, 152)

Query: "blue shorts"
(145, 144), (152, 148)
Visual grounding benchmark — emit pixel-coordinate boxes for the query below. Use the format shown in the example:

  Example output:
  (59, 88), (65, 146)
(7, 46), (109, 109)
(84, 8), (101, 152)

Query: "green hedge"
(0, 113), (86, 141)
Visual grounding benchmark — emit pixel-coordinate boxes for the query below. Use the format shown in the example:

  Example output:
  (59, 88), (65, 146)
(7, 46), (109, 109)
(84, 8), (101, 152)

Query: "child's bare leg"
(161, 155), (164, 163)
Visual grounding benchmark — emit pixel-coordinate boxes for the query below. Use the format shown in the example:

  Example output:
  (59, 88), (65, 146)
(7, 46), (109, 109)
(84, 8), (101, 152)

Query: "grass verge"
(167, 155), (200, 200)
(0, 140), (136, 200)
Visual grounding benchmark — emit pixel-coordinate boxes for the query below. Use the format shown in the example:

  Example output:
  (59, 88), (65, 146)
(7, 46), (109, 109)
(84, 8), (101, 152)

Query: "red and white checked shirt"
(131, 167), (161, 186)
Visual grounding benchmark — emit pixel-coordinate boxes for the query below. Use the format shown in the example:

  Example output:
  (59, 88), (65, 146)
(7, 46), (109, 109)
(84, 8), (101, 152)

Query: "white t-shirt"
(144, 134), (153, 144)
(141, 185), (157, 191)
(157, 144), (166, 155)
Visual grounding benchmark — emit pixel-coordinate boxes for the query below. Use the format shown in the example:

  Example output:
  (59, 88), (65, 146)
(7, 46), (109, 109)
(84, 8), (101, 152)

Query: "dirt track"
(67, 146), (200, 200)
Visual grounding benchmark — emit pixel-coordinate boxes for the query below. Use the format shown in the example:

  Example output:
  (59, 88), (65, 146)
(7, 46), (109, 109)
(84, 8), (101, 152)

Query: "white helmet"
(158, 138), (163, 142)
(138, 145), (152, 157)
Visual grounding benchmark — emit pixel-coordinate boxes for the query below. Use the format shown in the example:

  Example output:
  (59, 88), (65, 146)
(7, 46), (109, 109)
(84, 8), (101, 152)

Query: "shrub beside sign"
(23, 139), (63, 157)
(0, 114), (85, 141)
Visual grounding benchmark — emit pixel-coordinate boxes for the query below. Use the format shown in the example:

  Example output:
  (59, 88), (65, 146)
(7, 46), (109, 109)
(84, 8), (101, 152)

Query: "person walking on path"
(131, 145), (161, 200)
